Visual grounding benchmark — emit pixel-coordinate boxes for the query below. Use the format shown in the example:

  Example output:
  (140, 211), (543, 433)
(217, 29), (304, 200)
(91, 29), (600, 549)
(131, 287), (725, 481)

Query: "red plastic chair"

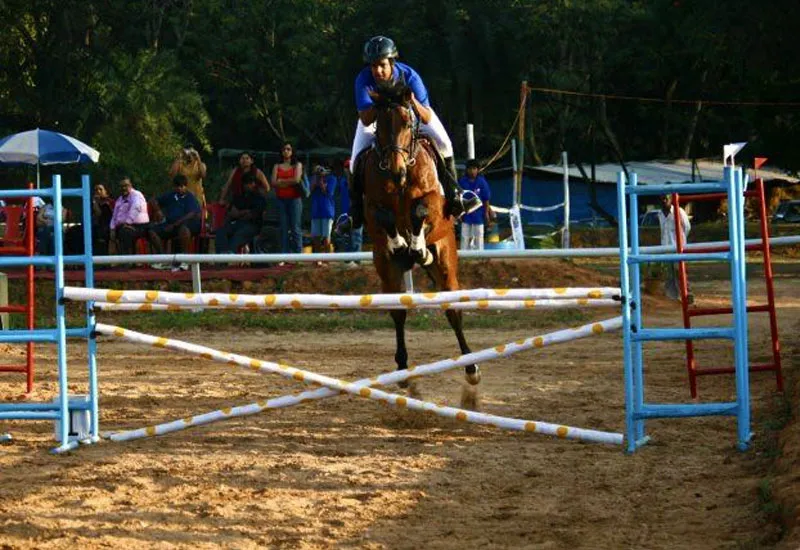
(1, 206), (24, 243)
(209, 202), (227, 232)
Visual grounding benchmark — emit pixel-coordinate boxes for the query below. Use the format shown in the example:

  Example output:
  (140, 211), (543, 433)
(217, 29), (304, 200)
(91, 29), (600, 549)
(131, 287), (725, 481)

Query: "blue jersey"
(458, 175), (491, 225)
(354, 61), (430, 112)
(310, 174), (338, 219)
(157, 190), (201, 224)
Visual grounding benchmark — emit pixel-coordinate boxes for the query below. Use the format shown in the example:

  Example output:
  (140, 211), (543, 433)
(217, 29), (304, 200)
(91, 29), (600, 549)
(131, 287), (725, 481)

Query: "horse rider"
(343, 35), (481, 231)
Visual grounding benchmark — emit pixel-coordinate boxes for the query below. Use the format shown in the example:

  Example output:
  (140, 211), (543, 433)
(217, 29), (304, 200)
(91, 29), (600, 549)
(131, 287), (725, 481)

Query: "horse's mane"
(372, 79), (411, 107)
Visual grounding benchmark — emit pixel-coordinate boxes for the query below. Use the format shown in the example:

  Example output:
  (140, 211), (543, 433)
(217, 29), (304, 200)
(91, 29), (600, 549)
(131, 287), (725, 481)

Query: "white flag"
(723, 142), (747, 165)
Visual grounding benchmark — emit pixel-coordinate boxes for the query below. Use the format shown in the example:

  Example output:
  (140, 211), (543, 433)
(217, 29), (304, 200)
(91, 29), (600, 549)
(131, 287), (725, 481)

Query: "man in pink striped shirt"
(110, 177), (151, 254)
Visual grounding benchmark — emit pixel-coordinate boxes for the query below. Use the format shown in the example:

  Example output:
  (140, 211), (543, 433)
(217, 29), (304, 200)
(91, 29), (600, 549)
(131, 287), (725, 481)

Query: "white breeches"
(350, 109), (453, 172)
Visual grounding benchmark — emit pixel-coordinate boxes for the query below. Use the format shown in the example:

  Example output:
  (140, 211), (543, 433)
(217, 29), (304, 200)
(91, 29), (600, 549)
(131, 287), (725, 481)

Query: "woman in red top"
(219, 152), (270, 206)
(270, 142), (304, 254)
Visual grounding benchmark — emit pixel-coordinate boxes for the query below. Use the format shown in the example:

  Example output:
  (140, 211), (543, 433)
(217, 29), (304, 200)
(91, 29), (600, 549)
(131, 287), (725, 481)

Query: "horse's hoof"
(465, 366), (481, 386)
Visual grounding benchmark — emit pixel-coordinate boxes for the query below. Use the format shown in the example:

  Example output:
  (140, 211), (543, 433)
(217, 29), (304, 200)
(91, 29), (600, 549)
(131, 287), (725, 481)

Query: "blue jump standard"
(0, 175), (100, 454)
(618, 166), (751, 453)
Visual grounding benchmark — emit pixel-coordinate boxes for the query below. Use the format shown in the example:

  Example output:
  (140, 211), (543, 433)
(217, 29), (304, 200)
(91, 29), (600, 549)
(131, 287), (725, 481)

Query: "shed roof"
(530, 158), (798, 186)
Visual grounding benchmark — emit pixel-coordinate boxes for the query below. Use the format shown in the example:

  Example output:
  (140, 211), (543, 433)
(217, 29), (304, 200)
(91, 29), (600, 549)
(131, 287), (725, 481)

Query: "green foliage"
(1, 0), (799, 182)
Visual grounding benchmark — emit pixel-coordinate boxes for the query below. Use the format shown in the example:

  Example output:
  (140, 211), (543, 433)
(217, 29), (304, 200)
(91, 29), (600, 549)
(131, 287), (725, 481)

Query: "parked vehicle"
(772, 200), (800, 224)
(639, 210), (661, 227)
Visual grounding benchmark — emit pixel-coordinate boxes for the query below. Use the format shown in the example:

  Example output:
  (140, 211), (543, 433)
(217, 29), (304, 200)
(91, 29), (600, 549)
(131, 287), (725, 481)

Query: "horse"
(361, 80), (481, 407)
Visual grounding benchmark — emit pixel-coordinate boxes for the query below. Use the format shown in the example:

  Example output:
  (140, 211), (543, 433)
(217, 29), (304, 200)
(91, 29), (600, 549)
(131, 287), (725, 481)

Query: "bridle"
(374, 101), (420, 172)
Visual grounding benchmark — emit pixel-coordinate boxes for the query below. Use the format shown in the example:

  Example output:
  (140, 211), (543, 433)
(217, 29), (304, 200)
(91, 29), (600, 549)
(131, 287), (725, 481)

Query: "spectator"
(35, 201), (69, 256)
(148, 174), (202, 263)
(110, 177), (151, 255)
(270, 142), (303, 255)
(309, 164), (338, 257)
(215, 172), (267, 254)
(219, 151), (270, 206)
(35, 200), (57, 256)
(169, 144), (207, 212)
(657, 194), (692, 301)
(458, 160), (493, 251)
(64, 183), (115, 256)
(91, 184), (114, 255)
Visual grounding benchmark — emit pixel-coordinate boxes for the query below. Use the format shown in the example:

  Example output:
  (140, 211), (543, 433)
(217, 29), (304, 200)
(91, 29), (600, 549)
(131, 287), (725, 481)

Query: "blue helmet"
(363, 36), (398, 64)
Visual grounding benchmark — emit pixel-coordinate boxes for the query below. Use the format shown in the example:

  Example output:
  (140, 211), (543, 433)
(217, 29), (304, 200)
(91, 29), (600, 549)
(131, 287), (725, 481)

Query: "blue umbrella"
(0, 128), (100, 187)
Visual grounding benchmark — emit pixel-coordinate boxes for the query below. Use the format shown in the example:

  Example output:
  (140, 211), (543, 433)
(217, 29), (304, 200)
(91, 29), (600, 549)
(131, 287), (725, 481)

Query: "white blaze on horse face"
(387, 233), (408, 253)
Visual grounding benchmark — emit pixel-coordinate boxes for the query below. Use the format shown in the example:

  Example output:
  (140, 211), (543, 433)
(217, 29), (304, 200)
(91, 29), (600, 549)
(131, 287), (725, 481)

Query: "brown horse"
(361, 80), (480, 405)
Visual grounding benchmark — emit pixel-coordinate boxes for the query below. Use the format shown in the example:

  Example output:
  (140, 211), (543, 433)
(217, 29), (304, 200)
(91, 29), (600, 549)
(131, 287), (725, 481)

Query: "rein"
(375, 102), (420, 173)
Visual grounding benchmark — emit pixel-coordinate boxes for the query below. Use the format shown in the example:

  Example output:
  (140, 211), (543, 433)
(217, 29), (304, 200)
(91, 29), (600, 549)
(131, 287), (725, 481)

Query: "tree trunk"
(660, 79), (678, 157)
(575, 159), (617, 227)
(598, 96), (628, 181)
(682, 71), (707, 158)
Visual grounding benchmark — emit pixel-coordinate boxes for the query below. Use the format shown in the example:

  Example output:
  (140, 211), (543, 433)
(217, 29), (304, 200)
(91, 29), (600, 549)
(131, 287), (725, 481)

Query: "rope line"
(526, 85), (800, 108)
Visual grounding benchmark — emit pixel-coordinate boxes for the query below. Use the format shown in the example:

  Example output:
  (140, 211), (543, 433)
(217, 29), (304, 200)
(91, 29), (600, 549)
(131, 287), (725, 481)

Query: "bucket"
(486, 224), (500, 243)
(53, 395), (91, 442)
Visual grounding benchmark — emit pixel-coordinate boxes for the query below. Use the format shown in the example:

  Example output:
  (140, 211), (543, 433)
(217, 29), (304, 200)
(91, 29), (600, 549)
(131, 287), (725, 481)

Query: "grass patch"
(757, 478), (788, 539)
(93, 307), (593, 334)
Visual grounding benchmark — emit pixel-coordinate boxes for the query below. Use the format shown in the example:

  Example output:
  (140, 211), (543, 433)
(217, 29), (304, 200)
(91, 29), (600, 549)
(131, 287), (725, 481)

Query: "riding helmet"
(363, 36), (398, 64)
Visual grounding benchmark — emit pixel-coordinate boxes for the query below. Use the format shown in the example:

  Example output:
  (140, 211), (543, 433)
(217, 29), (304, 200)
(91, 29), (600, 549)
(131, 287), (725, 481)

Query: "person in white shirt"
(656, 194), (692, 301)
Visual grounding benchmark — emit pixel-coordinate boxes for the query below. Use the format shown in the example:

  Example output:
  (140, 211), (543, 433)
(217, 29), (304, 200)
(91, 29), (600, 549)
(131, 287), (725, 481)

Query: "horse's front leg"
(444, 309), (481, 385)
(374, 207), (407, 255)
(409, 200), (434, 266)
(374, 251), (412, 389)
(390, 309), (410, 385)
(427, 241), (481, 388)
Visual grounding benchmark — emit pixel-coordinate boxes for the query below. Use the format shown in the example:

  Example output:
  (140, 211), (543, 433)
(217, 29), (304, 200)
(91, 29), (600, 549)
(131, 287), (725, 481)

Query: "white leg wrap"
(410, 232), (433, 265)
(387, 233), (408, 253)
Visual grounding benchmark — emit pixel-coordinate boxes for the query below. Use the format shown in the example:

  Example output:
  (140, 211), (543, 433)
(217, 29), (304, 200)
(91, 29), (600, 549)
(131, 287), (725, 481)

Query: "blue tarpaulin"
(484, 173), (618, 225)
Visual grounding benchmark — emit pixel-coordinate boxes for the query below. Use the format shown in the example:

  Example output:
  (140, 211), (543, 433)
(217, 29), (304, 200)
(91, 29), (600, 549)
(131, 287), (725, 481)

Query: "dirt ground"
(0, 260), (798, 549)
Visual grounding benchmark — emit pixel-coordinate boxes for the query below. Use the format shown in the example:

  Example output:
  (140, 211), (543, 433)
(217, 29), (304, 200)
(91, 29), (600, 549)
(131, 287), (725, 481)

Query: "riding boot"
(439, 156), (482, 219)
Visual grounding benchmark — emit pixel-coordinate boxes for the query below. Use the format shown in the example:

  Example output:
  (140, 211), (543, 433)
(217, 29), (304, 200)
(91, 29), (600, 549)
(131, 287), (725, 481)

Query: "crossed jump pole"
(63, 286), (625, 446)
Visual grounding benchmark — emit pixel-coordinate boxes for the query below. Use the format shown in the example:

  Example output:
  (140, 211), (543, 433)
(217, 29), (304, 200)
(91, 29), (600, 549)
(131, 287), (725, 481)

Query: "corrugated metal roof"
(531, 159), (798, 185)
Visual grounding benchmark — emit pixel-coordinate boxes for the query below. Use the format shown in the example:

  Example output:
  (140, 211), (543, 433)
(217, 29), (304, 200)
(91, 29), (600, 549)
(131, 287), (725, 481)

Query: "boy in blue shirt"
(149, 173), (202, 257)
(310, 164), (338, 255)
(458, 159), (492, 250)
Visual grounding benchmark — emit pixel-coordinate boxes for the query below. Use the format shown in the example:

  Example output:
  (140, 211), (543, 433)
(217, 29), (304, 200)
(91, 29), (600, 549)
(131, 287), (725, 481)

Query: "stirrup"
(448, 191), (481, 219)
(461, 190), (482, 215)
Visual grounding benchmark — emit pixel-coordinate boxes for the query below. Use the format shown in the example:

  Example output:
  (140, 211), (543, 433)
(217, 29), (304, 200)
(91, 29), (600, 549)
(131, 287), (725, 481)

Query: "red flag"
(754, 157), (768, 169)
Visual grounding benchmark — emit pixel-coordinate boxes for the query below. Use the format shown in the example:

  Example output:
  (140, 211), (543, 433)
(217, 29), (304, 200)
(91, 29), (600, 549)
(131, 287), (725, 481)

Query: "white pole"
(403, 270), (414, 293)
(466, 123), (475, 160)
(561, 151), (570, 249)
